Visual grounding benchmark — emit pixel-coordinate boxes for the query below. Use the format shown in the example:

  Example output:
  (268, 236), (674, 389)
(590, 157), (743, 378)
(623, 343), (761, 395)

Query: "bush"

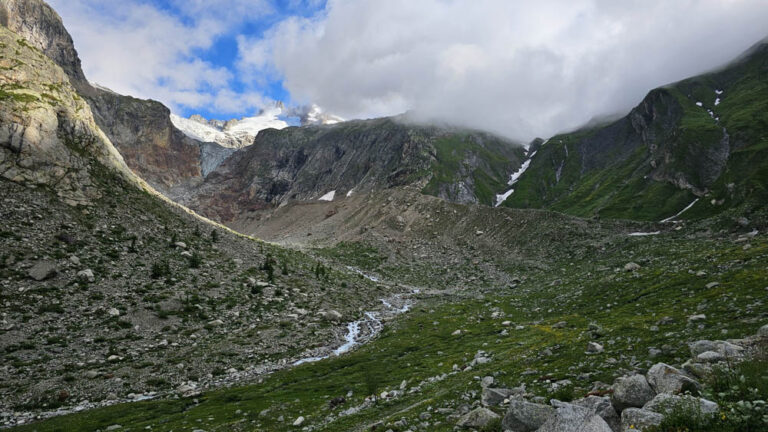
(150, 260), (170, 279)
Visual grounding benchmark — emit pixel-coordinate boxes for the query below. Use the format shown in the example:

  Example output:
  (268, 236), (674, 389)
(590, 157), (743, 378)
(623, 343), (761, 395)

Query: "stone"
(624, 262), (641, 272)
(481, 376), (494, 387)
(620, 408), (663, 430)
(689, 340), (743, 358)
(69, 255), (80, 265)
(688, 314), (706, 322)
(552, 321), (567, 329)
(173, 241), (187, 249)
(573, 396), (620, 431)
(502, 400), (555, 431)
(456, 407), (499, 429)
(586, 342), (604, 354)
(705, 282), (720, 289)
(643, 393), (718, 416)
(85, 370), (100, 379)
(482, 387), (523, 406)
(107, 307), (120, 317)
(611, 374), (655, 412)
(758, 324), (768, 337)
(105, 425), (122, 431)
(452, 329), (462, 336)
(537, 400), (613, 432)
(646, 363), (700, 395)
(28, 260), (57, 281)
(292, 416), (304, 426)
(176, 383), (201, 398)
(77, 268), (95, 282)
(324, 310), (343, 322)
(696, 351), (725, 363)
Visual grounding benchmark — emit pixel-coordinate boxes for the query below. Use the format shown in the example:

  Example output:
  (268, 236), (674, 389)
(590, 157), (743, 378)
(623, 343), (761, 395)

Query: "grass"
(12, 227), (768, 431)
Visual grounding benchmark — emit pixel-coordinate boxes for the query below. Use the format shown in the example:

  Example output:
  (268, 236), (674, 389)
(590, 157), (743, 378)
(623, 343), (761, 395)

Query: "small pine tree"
(210, 229), (219, 243)
(281, 261), (289, 275)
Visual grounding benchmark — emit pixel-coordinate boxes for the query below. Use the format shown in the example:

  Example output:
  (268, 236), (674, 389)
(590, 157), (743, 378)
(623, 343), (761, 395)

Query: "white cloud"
(48, 0), (275, 115)
(240, 0), (768, 140)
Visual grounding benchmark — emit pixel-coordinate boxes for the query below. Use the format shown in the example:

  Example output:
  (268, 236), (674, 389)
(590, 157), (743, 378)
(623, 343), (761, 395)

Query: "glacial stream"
(293, 268), (415, 366)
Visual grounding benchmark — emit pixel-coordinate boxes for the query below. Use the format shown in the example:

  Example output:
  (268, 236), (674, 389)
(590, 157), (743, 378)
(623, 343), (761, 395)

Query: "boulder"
(456, 407), (500, 429)
(292, 416), (304, 426)
(77, 268), (95, 282)
(643, 393), (718, 416)
(537, 400), (613, 432)
(758, 324), (768, 338)
(611, 374), (655, 412)
(28, 260), (57, 281)
(502, 400), (554, 431)
(587, 342), (604, 354)
(620, 408), (663, 430)
(696, 351), (725, 363)
(624, 262), (641, 272)
(573, 396), (621, 431)
(482, 387), (524, 406)
(646, 363), (700, 395)
(689, 340), (744, 358)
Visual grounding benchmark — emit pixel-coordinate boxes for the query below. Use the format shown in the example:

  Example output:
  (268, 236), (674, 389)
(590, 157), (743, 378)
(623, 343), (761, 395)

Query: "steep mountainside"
(0, 0), (222, 193)
(504, 39), (768, 221)
(0, 19), (400, 421)
(181, 117), (525, 223)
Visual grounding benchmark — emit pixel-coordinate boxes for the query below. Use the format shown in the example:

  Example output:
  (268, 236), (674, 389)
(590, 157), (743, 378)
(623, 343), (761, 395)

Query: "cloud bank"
(242, 0), (768, 140)
(52, 0), (768, 141)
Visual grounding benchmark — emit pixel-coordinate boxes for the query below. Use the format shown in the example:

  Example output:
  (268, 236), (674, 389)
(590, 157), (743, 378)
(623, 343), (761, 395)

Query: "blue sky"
(51, 0), (768, 140)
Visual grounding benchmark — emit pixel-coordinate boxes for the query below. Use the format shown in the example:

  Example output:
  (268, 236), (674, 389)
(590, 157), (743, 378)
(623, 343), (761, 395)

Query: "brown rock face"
(1, 0), (204, 193)
(0, 25), (141, 205)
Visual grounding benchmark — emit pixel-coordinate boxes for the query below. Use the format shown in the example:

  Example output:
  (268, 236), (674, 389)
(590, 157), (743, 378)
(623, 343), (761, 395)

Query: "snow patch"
(346, 189), (354, 197)
(695, 101), (703, 107)
(495, 151), (537, 207)
(715, 89), (723, 95)
(628, 231), (661, 237)
(714, 98), (721, 106)
(318, 190), (336, 201)
(660, 198), (700, 223)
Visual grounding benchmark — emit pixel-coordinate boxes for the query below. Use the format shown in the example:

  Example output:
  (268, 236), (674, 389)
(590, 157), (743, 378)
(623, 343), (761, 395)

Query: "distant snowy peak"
(170, 105), (290, 149)
(171, 103), (344, 148)
(287, 104), (345, 126)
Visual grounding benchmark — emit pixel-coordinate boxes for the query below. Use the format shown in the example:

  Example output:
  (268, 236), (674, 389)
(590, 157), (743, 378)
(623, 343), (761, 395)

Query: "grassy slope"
(13, 222), (768, 431)
(422, 134), (524, 206)
(504, 43), (768, 221)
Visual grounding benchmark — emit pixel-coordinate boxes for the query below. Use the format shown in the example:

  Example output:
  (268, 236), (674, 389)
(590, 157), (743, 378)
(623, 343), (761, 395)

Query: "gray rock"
(482, 387), (523, 406)
(537, 400), (613, 432)
(77, 268), (95, 282)
(28, 260), (57, 281)
(696, 351), (725, 363)
(502, 400), (554, 431)
(689, 340), (744, 358)
(624, 262), (641, 272)
(643, 393), (718, 416)
(292, 415), (304, 426)
(573, 396), (621, 432)
(456, 407), (499, 429)
(611, 374), (655, 412)
(620, 408), (663, 430)
(758, 324), (768, 337)
(646, 363), (700, 394)
(587, 342), (604, 353)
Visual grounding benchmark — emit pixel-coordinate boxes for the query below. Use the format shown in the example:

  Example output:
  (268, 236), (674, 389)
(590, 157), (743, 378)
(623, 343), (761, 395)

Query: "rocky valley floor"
(4, 184), (767, 430)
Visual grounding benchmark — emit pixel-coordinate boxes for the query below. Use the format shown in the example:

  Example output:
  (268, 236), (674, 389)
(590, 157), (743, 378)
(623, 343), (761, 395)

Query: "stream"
(293, 268), (416, 366)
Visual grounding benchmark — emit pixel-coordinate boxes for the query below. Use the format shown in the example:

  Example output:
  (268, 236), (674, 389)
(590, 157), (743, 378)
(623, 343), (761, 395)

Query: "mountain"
(0, 0), (226, 194)
(0, 11), (402, 419)
(179, 117), (526, 223)
(502, 39), (768, 221)
(170, 104), (290, 149)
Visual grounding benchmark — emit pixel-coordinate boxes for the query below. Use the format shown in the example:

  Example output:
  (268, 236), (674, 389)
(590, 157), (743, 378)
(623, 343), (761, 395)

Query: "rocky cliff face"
(183, 117), (524, 223)
(0, 25), (142, 206)
(1, 0), (212, 194)
(504, 39), (768, 221)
